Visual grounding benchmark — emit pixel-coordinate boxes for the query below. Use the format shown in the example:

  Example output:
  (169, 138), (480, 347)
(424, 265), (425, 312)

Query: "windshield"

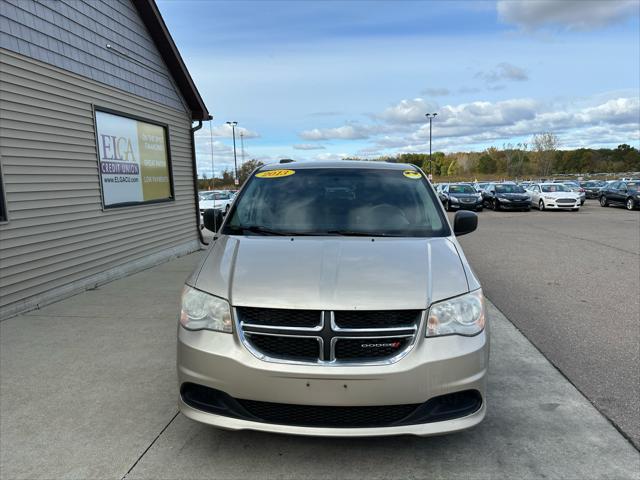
(224, 168), (449, 237)
(541, 184), (570, 193)
(449, 185), (476, 194)
(202, 192), (230, 201)
(495, 184), (525, 193)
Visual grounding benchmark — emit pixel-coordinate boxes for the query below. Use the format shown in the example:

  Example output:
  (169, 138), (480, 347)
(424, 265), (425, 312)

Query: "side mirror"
(203, 209), (224, 232)
(490, 190), (495, 194)
(453, 210), (478, 236)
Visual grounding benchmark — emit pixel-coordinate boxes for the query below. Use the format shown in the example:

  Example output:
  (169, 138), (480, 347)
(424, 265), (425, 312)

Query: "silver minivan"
(178, 161), (488, 437)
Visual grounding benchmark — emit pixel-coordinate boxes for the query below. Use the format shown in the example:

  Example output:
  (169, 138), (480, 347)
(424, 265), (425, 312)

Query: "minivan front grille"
(237, 308), (421, 365)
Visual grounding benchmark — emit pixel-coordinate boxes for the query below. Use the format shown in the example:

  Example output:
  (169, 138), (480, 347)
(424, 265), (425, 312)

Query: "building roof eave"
(132, 0), (211, 121)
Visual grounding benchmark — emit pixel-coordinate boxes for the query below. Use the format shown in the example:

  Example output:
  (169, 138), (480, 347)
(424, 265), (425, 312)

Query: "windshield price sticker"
(256, 169), (295, 178)
(403, 170), (422, 179)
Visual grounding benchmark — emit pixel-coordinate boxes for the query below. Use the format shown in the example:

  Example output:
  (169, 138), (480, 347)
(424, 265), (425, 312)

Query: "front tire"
(600, 196), (608, 207)
(445, 200), (452, 212)
(539, 199), (545, 211)
(492, 199), (500, 211)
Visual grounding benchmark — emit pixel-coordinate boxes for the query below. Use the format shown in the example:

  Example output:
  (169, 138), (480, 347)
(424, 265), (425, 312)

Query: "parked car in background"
(580, 180), (607, 199)
(473, 182), (488, 193)
(482, 183), (531, 211)
(199, 190), (234, 215)
(435, 183), (449, 202)
(440, 183), (484, 212)
(526, 183), (581, 211)
(560, 183), (586, 205)
(599, 180), (640, 210)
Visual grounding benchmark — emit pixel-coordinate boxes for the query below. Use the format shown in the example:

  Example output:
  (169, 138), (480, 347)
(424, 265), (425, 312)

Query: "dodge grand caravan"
(178, 161), (488, 437)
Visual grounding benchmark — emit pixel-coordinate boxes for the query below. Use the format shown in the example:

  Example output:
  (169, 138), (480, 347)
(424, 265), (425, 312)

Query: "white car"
(199, 191), (234, 215)
(526, 183), (581, 211)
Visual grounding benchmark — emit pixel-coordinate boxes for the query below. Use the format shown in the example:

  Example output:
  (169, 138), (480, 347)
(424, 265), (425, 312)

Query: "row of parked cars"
(436, 178), (639, 212)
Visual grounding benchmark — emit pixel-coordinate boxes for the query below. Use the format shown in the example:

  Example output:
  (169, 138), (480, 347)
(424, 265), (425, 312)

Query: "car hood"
(496, 192), (529, 200)
(449, 192), (480, 199)
(191, 236), (473, 310)
(541, 191), (579, 198)
(200, 199), (229, 209)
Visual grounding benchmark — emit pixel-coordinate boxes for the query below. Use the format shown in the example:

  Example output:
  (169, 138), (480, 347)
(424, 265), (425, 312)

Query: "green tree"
(238, 159), (265, 184)
(477, 154), (497, 174)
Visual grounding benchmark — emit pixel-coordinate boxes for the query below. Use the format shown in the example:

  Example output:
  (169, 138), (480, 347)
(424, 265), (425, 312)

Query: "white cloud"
(497, 0), (638, 31)
(300, 94), (639, 155)
(293, 143), (326, 150)
(312, 152), (350, 161)
(299, 124), (372, 140)
(195, 123), (260, 139)
(475, 62), (529, 83)
(375, 98), (439, 125)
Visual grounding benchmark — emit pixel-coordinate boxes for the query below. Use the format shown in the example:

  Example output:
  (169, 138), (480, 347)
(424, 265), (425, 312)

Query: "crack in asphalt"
(121, 411), (180, 480)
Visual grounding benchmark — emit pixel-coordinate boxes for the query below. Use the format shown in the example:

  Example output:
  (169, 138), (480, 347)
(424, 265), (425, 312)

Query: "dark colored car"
(599, 180), (640, 210)
(482, 183), (531, 211)
(440, 183), (483, 212)
(580, 180), (606, 199)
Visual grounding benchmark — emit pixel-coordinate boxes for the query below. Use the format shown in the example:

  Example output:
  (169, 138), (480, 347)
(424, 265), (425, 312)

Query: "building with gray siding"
(0, 0), (210, 319)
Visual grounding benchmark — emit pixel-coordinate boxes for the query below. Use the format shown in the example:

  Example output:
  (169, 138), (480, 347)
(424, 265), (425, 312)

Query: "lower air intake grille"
(181, 383), (483, 428)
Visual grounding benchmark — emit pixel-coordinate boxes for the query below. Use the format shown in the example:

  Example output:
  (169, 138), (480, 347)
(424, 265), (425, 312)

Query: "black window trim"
(92, 105), (175, 210)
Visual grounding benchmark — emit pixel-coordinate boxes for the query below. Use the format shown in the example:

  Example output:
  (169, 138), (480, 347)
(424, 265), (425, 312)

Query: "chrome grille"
(237, 308), (422, 365)
(556, 198), (575, 203)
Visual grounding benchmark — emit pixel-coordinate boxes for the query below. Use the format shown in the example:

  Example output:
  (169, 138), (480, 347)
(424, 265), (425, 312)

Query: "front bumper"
(543, 200), (579, 209)
(177, 323), (489, 437)
(497, 200), (530, 209)
(449, 200), (483, 210)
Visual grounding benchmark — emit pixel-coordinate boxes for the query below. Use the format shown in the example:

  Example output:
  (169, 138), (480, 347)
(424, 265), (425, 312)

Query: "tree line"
(346, 134), (639, 179)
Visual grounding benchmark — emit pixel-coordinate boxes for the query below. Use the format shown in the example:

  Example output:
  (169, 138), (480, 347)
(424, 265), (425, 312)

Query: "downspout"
(190, 115), (213, 246)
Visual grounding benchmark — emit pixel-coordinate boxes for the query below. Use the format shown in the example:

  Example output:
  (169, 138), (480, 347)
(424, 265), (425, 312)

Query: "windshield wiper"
(325, 230), (401, 237)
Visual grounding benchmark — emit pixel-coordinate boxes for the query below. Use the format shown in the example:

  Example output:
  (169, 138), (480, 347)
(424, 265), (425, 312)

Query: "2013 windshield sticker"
(403, 170), (421, 179)
(256, 169), (295, 178)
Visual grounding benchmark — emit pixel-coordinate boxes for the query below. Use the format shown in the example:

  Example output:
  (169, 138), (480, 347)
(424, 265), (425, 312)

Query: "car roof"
(258, 160), (418, 171)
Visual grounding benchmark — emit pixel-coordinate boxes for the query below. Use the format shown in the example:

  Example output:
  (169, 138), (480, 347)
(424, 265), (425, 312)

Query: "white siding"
(0, 49), (200, 318)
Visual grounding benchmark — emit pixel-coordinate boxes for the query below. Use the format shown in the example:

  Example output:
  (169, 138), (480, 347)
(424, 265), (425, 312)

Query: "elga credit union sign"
(95, 110), (172, 207)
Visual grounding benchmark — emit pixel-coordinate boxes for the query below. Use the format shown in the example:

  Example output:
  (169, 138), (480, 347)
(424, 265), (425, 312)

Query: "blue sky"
(157, 0), (640, 177)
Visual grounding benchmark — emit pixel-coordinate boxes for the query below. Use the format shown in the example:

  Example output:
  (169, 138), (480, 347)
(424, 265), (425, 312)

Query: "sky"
(157, 0), (640, 177)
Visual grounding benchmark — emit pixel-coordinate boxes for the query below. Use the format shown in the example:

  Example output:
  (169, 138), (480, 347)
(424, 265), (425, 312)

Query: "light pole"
(425, 113), (438, 178)
(226, 121), (238, 184)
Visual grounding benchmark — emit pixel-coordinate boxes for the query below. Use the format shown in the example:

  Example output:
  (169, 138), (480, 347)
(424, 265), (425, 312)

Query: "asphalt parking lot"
(455, 199), (640, 448)
(2, 244), (639, 479)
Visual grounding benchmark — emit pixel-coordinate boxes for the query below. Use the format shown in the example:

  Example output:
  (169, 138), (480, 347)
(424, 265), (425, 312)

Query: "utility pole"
(425, 113), (438, 179)
(226, 121), (238, 185)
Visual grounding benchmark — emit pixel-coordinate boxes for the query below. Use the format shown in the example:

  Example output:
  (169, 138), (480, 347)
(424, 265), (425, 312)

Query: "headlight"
(544, 196), (554, 200)
(500, 197), (511, 202)
(426, 289), (485, 337)
(450, 196), (459, 203)
(179, 285), (232, 333)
